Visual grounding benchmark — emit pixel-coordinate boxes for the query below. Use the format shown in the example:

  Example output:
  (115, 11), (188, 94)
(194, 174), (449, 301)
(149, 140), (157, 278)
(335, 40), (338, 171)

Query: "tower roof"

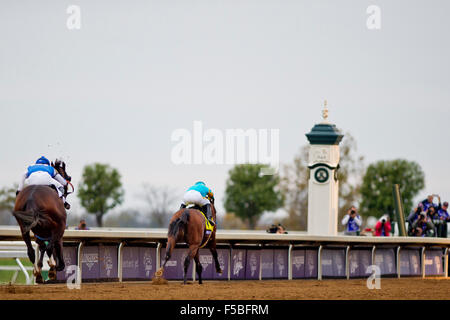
(305, 123), (344, 145)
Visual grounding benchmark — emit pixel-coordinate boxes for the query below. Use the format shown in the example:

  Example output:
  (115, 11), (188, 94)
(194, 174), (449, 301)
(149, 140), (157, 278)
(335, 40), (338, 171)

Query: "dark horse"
(157, 197), (223, 284)
(12, 160), (72, 283)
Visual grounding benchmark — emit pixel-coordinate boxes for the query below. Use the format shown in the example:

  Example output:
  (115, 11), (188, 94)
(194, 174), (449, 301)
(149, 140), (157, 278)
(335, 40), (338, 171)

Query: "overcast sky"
(1, 0), (449, 219)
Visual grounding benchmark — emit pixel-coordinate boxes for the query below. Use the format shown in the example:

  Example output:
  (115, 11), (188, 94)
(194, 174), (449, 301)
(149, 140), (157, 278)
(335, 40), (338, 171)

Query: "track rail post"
(318, 245), (323, 281)
(117, 242), (125, 282)
(421, 246), (426, 279)
(77, 241), (84, 286)
(288, 244), (293, 280)
(396, 246), (401, 278)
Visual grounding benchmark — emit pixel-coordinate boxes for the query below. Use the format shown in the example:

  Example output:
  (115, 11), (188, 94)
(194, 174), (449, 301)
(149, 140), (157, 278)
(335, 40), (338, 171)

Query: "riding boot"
(62, 196), (70, 210)
(203, 204), (215, 226)
(180, 203), (187, 209)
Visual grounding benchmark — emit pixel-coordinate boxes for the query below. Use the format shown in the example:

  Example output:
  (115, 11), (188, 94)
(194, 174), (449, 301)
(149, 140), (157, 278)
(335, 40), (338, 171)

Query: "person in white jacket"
(342, 206), (362, 235)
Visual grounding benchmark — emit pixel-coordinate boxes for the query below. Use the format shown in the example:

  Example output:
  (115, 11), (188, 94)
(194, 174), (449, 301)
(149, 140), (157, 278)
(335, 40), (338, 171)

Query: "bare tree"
(140, 184), (178, 228)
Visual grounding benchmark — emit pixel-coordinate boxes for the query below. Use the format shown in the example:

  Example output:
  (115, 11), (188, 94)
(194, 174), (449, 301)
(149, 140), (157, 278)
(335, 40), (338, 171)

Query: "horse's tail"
(163, 209), (190, 267)
(13, 199), (45, 234)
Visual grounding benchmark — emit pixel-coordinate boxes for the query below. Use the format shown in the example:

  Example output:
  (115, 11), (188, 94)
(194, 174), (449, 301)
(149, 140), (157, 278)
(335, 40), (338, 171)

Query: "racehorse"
(156, 197), (223, 284)
(12, 160), (73, 283)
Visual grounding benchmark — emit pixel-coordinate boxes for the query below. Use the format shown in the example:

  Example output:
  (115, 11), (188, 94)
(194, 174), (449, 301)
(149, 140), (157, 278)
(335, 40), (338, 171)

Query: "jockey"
(180, 181), (215, 226)
(17, 156), (71, 210)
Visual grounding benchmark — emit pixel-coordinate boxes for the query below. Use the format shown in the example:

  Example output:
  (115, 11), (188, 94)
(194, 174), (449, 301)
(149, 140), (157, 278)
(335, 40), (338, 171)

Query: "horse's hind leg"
(209, 242), (223, 274)
(35, 241), (47, 284)
(193, 252), (203, 285)
(23, 232), (36, 265)
(46, 244), (57, 281)
(183, 245), (199, 285)
(53, 238), (65, 272)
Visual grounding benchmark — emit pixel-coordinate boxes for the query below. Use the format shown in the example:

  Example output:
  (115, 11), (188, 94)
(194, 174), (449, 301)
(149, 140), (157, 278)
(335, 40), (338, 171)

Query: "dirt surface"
(1, 278), (449, 300)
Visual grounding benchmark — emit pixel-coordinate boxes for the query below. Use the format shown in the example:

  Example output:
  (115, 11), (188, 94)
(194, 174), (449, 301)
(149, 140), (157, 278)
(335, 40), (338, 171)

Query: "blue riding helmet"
(195, 181), (206, 186)
(36, 156), (50, 165)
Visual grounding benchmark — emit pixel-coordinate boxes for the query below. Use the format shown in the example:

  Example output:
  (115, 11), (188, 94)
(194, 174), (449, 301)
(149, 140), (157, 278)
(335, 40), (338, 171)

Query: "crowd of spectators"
(408, 195), (449, 238)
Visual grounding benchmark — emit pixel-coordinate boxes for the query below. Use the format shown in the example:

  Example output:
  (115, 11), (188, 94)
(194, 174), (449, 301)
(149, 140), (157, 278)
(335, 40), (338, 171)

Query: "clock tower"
(305, 101), (344, 236)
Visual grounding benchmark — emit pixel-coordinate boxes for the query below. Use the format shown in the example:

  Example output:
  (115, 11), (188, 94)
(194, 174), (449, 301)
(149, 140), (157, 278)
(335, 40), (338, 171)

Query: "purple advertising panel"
(375, 248), (396, 276)
(291, 249), (305, 279)
(305, 249), (318, 278)
(230, 249), (246, 280)
(160, 248), (193, 280)
(261, 249), (274, 279)
(56, 245), (78, 281)
(139, 247), (156, 280)
(212, 248), (229, 280)
(122, 246), (140, 279)
(99, 245), (118, 280)
(349, 249), (372, 278)
(198, 249), (215, 280)
(399, 249), (421, 276)
(245, 250), (260, 280)
(273, 249), (288, 279)
(424, 249), (444, 276)
(81, 246), (100, 280)
(322, 249), (345, 278)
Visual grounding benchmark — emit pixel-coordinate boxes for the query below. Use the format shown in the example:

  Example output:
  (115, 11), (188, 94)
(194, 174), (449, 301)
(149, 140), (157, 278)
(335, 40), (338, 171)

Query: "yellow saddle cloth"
(200, 211), (215, 248)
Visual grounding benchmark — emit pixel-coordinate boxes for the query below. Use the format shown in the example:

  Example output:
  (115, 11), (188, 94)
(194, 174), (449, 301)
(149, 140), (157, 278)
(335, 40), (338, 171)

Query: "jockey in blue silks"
(17, 156), (71, 210)
(180, 181), (215, 226)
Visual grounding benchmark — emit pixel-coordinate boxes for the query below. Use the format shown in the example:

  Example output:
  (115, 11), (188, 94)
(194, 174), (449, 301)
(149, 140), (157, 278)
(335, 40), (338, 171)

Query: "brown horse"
(157, 197), (223, 284)
(12, 160), (72, 283)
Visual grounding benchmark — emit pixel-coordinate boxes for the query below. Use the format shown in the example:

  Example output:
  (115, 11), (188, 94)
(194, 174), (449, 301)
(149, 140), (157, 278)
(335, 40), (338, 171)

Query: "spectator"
(411, 212), (435, 237)
(407, 204), (423, 235)
(374, 214), (391, 236)
(276, 224), (288, 234)
(427, 206), (440, 236)
(76, 219), (90, 230)
(341, 206), (362, 235)
(421, 195), (438, 212)
(437, 201), (449, 238)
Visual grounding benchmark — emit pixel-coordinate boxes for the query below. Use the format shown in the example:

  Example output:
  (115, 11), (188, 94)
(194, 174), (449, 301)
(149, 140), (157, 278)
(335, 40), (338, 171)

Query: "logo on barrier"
(143, 250), (153, 277)
(276, 253), (285, 276)
(366, 265), (381, 290)
(82, 253), (98, 270)
(292, 255), (304, 271)
(200, 255), (213, 269)
(233, 252), (244, 276)
(103, 249), (113, 277)
(249, 253), (258, 277)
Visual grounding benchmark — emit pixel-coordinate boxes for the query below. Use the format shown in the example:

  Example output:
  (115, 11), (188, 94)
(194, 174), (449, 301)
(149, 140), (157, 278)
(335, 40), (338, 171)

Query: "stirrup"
(64, 202), (71, 210)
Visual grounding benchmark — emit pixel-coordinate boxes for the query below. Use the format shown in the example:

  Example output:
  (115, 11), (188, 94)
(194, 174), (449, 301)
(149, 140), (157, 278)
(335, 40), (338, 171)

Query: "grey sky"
(1, 1), (449, 219)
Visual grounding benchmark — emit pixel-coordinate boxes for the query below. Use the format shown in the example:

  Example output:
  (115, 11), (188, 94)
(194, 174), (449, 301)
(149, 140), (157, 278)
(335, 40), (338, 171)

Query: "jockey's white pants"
(182, 190), (210, 207)
(24, 171), (64, 198)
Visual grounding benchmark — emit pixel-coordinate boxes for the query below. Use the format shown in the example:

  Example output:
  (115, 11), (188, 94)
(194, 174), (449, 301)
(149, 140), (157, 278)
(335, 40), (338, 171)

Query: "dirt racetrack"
(1, 278), (449, 300)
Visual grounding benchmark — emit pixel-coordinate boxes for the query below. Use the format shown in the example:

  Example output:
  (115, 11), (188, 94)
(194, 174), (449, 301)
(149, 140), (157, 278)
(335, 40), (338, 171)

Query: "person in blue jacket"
(180, 181), (215, 226)
(17, 156), (71, 210)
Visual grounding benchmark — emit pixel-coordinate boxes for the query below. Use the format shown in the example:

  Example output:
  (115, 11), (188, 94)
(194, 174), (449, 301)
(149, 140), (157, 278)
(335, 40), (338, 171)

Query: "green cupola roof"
(305, 123), (344, 145)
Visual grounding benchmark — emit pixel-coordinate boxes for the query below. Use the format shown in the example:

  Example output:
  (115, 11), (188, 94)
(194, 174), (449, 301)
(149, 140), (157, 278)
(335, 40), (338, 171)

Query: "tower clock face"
(314, 167), (329, 183)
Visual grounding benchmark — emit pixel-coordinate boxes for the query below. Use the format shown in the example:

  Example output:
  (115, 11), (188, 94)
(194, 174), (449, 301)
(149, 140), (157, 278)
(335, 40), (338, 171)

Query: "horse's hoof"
(154, 268), (164, 278)
(35, 274), (44, 284)
(48, 270), (57, 281)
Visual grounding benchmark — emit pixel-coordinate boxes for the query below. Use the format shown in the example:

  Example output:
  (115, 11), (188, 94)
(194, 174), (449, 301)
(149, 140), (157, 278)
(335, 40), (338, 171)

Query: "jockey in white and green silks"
(181, 181), (215, 226)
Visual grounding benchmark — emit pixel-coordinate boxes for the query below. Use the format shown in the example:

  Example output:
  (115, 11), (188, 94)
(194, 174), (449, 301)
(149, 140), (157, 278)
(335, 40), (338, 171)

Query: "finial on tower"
(322, 99), (329, 123)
